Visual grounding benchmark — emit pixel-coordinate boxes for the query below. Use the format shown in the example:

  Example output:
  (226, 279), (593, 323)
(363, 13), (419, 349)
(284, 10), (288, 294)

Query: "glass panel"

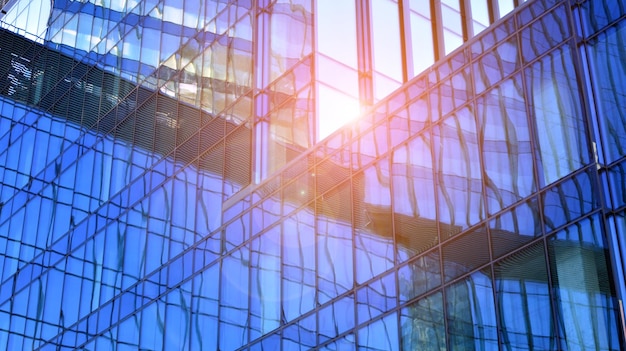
(319, 334), (356, 350)
(441, 0), (464, 54)
(392, 134), (438, 259)
(0, 0), (51, 41)
(433, 109), (484, 238)
(477, 75), (535, 214)
(357, 271), (396, 324)
(282, 209), (316, 322)
(219, 247), (250, 351)
(117, 312), (140, 349)
(139, 301), (164, 350)
(318, 294), (355, 343)
(407, 94), (429, 132)
(191, 264), (219, 351)
(548, 216), (621, 350)
(436, 69), (473, 118)
(526, 44), (589, 186)
(495, 242), (556, 350)
(317, 54), (359, 97)
(520, 5), (569, 63)
(269, 0), (312, 82)
(316, 181), (353, 304)
(587, 21), (626, 163)
(371, 0), (403, 98)
(497, 0), (515, 18)
(316, 0), (358, 68)
(542, 169), (598, 233)
(317, 84), (360, 141)
(351, 123), (388, 170)
(358, 312), (399, 351)
(353, 160), (394, 284)
(164, 283), (191, 350)
(400, 292), (446, 351)
(374, 72), (402, 101)
(490, 197), (542, 258)
(474, 37), (520, 94)
(581, 0), (626, 36)
(609, 161), (626, 209)
(398, 249), (441, 303)
(470, 0), (490, 36)
(442, 225), (490, 282)
(282, 313), (316, 350)
(408, 1), (435, 76)
(249, 229), (281, 341)
(446, 269), (498, 350)
(248, 332), (280, 351)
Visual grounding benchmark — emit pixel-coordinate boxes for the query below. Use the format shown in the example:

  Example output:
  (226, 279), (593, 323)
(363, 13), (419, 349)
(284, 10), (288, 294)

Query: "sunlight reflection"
(317, 84), (361, 141)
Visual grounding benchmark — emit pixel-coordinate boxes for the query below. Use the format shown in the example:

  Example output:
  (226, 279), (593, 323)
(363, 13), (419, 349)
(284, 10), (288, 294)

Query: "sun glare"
(317, 84), (361, 141)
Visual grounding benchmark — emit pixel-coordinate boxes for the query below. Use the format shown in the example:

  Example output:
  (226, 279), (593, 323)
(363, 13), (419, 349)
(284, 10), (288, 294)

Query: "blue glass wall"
(0, 0), (624, 350)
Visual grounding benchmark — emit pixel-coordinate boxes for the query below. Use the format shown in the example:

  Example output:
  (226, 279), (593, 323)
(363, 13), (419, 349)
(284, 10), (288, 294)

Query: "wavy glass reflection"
(478, 75), (535, 214)
(526, 43), (589, 186)
(433, 108), (484, 238)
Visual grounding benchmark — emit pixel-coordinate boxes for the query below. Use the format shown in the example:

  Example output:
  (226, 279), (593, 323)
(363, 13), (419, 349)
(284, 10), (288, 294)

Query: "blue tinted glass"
(398, 249), (441, 302)
(542, 169), (598, 233)
(446, 269), (498, 350)
(358, 312), (399, 351)
(249, 229), (281, 341)
(282, 313), (316, 350)
(490, 197), (542, 258)
(353, 159), (394, 284)
(525, 44), (589, 186)
(495, 242), (555, 350)
(433, 108), (484, 238)
(586, 21), (626, 163)
(400, 292), (445, 350)
(520, 5), (570, 63)
(317, 181), (353, 304)
(581, 0), (626, 36)
(393, 134), (437, 259)
(318, 294), (355, 343)
(357, 271), (396, 324)
(548, 215), (621, 349)
(477, 75), (535, 214)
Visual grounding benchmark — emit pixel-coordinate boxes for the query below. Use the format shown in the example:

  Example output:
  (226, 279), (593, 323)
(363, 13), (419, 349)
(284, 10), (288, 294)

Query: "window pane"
(525, 44), (589, 186)
(441, 0), (464, 54)
(587, 21), (626, 163)
(371, 0), (403, 81)
(433, 109), (484, 238)
(316, 0), (358, 68)
(409, 10), (434, 76)
(446, 269), (498, 350)
(490, 198), (542, 258)
(398, 249), (441, 302)
(498, 0), (515, 18)
(400, 292), (445, 350)
(442, 225), (490, 282)
(548, 216), (622, 350)
(471, 0), (490, 35)
(392, 134), (438, 258)
(477, 75), (535, 214)
(358, 313), (399, 351)
(495, 242), (555, 350)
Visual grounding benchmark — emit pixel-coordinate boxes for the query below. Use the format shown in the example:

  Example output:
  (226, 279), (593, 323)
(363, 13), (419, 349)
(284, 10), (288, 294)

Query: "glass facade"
(0, 0), (624, 350)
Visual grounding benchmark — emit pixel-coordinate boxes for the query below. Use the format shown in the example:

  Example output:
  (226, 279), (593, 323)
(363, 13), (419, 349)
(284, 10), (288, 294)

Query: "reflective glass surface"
(0, 0), (624, 350)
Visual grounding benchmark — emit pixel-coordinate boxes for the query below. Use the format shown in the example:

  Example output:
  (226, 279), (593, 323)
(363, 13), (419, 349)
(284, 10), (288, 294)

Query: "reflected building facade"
(0, 0), (625, 350)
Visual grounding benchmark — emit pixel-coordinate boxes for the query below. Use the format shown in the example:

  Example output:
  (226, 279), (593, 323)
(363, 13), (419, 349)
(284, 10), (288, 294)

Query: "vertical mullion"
(432, 0), (446, 61)
(488, 0), (499, 23)
(399, 0), (413, 81)
(355, 0), (374, 107)
(461, 0), (472, 41)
